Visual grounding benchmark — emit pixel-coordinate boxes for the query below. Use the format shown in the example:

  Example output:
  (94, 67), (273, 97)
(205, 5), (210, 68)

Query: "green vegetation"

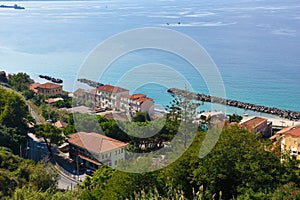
(8, 72), (33, 93)
(0, 147), (58, 199)
(0, 88), (32, 154)
(227, 114), (243, 123)
(34, 124), (65, 157)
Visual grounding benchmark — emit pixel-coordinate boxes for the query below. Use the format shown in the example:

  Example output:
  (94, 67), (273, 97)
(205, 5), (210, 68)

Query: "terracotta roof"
(68, 132), (128, 154)
(36, 82), (62, 89)
(30, 82), (41, 91)
(135, 97), (153, 103)
(129, 94), (146, 99)
(97, 84), (128, 93)
(54, 121), (68, 128)
(284, 127), (300, 138)
(240, 117), (267, 131)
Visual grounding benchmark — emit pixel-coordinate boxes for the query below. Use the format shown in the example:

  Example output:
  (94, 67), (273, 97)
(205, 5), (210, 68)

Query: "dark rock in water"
(77, 78), (103, 88)
(167, 88), (300, 121)
(39, 74), (63, 84)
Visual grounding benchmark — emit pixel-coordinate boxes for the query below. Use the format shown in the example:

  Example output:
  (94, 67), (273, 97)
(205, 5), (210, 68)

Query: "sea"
(0, 0), (299, 116)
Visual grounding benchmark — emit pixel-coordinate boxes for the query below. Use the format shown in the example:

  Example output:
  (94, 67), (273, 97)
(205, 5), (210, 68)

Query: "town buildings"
(30, 82), (63, 96)
(68, 132), (128, 169)
(73, 84), (155, 116)
(96, 84), (129, 111)
(127, 94), (155, 116)
(280, 127), (300, 160)
(240, 116), (272, 137)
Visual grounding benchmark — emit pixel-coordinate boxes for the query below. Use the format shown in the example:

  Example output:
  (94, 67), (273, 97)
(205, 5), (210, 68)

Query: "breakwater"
(167, 88), (300, 121)
(77, 78), (103, 88)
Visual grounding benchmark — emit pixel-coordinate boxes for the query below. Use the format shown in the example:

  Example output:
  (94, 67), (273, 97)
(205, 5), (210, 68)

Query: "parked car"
(86, 169), (94, 176)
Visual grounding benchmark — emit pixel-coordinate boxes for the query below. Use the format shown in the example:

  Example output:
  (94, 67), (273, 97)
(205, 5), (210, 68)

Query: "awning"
(78, 154), (102, 166)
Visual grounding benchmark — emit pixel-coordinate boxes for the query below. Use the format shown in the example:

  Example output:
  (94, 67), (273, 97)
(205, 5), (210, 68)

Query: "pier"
(167, 88), (300, 121)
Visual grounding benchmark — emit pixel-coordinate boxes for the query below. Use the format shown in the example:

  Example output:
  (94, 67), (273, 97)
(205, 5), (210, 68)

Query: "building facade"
(127, 94), (155, 116)
(68, 132), (128, 169)
(240, 117), (272, 137)
(96, 84), (129, 111)
(73, 84), (155, 116)
(281, 127), (300, 160)
(31, 82), (63, 96)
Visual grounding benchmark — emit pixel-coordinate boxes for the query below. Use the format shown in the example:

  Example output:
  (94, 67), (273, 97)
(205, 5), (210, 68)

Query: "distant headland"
(0, 4), (25, 10)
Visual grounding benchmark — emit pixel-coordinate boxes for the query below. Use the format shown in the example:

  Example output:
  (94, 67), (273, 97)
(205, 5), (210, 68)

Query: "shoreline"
(167, 88), (300, 121)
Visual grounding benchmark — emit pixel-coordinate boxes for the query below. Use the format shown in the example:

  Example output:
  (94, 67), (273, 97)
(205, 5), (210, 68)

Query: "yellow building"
(281, 127), (300, 160)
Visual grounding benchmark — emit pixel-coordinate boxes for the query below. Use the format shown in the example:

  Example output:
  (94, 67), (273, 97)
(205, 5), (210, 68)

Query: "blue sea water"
(0, 0), (300, 113)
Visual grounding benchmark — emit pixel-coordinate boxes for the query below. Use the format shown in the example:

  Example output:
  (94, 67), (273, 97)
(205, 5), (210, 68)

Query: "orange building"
(30, 82), (62, 96)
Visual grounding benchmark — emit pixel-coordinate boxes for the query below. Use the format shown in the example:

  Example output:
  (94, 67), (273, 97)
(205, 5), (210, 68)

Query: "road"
(26, 101), (45, 125)
(57, 172), (78, 190)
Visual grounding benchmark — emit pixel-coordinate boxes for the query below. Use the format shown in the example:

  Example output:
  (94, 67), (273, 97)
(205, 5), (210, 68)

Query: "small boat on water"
(0, 4), (25, 9)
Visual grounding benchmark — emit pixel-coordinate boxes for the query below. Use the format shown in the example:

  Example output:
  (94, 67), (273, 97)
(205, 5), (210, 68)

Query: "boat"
(0, 4), (25, 9)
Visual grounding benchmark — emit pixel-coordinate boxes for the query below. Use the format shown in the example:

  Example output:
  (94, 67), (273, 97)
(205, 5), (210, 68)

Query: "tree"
(0, 89), (29, 133)
(34, 124), (64, 156)
(0, 125), (25, 154)
(193, 125), (282, 199)
(29, 159), (58, 191)
(227, 114), (243, 123)
(0, 72), (8, 83)
(166, 89), (200, 148)
(132, 112), (151, 122)
(8, 72), (33, 92)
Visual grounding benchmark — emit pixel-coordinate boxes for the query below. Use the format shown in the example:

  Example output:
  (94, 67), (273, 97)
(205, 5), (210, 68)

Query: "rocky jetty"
(77, 78), (103, 88)
(39, 75), (63, 84)
(167, 88), (300, 121)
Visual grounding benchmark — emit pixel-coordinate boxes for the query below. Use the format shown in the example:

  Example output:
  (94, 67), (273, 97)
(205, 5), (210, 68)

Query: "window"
(115, 160), (117, 165)
(102, 154), (104, 159)
(121, 148), (124, 153)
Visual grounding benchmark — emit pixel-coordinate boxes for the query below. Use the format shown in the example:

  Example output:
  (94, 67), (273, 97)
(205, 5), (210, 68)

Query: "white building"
(96, 84), (129, 111)
(127, 94), (155, 116)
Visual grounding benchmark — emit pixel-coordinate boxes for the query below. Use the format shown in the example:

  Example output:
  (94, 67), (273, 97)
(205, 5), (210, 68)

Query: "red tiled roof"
(30, 82), (41, 90)
(36, 82), (62, 89)
(97, 84), (128, 93)
(284, 127), (300, 138)
(129, 94), (146, 99)
(68, 132), (128, 154)
(54, 121), (68, 128)
(240, 117), (267, 131)
(135, 97), (154, 103)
